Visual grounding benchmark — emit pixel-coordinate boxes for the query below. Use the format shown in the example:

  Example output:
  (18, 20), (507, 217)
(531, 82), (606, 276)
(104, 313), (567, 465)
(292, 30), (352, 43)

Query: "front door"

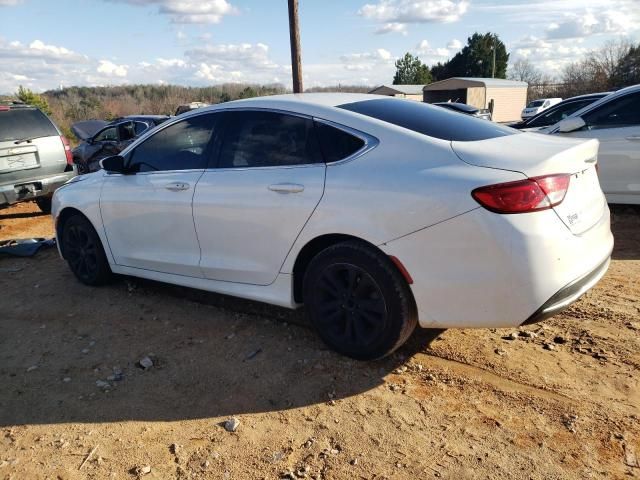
(100, 113), (219, 277)
(193, 110), (326, 285)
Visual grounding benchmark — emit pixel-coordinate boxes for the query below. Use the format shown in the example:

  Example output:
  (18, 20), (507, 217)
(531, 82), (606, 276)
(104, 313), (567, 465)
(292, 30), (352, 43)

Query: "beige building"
(368, 84), (425, 101)
(422, 78), (528, 122)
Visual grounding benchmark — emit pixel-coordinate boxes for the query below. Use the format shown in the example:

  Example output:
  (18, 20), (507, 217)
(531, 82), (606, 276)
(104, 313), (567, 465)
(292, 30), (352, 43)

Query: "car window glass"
(528, 99), (594, 127)
(94, 127), (118, 142)
(218, 111), (323, 168)
(134, 121), (149, 135)
(118, 122), (136, 141)
(315, 121), (365, 163)
(584, 93), (640, 130)
(0, 108), (58, 142)
(339, 98), (515, 142)
(128, 114), (216, 172)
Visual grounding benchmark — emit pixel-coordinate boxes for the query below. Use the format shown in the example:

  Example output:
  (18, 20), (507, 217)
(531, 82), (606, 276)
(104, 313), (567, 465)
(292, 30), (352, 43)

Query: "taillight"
(60, 136), (73, 165)
(472, 174), (571, 214)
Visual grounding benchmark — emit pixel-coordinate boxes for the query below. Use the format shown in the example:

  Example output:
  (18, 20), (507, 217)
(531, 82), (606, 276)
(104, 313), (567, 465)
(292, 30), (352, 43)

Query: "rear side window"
(128, 114), (217, 172)
(0, 108), (58, 142)
(338, 99), (516, 141)
(528, 99), (595, 127)
(315, 122), (365, 163)
(218, 111), (323, 168)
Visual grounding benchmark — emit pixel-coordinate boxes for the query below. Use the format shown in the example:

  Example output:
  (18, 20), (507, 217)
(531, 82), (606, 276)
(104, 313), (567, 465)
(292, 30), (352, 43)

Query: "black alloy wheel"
(62, 215), (112, 285)
(303, 241), (417, 360)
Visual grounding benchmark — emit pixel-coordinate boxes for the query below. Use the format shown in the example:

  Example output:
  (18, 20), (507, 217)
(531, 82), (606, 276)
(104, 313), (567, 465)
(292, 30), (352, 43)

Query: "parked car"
(546, 84), (640, 205)
(509, 93), (610, 131)
(175, 102), (210, 116)
(72, 115), (169, 173)
(52, 94), (613, 359)
(433, 102), (492, 120)
(521, 97), (562, 120)
(0, 102), (75, 213)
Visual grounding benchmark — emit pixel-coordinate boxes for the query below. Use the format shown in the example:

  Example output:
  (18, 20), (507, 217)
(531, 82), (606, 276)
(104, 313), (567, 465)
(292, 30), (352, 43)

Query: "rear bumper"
(380, 203), (613, 329)
(521, 255), (611, 325)
(0, 169), (76, 206)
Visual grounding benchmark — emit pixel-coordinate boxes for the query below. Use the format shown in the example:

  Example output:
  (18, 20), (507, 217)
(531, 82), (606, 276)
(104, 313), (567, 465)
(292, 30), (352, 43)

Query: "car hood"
(71, 120), (108, 141)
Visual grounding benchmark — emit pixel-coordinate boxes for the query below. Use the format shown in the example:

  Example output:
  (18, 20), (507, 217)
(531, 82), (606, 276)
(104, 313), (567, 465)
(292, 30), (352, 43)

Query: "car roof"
(204, 93), (379, 111)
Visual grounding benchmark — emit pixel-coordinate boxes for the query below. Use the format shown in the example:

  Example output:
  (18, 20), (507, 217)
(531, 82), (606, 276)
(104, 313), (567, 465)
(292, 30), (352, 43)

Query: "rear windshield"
(338, 98), (515, 142)
(0, 108), (58, 142)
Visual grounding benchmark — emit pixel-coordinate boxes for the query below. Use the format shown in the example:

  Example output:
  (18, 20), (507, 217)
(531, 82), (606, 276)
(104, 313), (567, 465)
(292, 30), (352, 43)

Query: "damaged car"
(71, 115), (169, 173)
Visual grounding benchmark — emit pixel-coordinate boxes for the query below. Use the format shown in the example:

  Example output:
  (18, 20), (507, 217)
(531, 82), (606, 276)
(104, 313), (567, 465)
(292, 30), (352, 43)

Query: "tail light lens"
(472, 174), (571, 214)
(60, 136), (73, 165)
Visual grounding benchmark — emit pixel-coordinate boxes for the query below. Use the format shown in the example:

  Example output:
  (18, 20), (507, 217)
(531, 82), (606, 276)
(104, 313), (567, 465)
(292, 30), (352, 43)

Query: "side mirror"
(100, 155), (126, 173)
(558, 116), (586, 133)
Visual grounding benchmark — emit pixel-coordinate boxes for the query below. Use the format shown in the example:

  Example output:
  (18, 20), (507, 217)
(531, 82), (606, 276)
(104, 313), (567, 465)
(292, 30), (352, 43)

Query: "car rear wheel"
(35, 196), (52, 214)
(62, 214), (112, 285)
(303, 241), (417, 360)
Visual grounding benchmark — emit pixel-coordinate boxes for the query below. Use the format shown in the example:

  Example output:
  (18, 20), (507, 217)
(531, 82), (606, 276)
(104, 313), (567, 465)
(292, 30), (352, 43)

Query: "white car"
(521, 98), (562, 120)
(546, 84), (640, 205)
(52, 94), (613, 359)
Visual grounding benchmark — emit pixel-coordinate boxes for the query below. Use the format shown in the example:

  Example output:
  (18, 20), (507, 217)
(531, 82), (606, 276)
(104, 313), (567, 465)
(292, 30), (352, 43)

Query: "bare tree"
(508, 58), (542, 84)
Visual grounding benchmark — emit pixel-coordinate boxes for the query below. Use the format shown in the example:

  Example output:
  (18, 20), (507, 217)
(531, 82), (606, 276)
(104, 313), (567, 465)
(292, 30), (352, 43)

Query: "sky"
(0, 0), (638, 93)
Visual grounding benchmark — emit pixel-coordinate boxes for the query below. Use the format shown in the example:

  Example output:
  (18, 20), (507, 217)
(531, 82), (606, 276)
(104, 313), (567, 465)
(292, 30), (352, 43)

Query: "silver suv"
(0, 102), (76, 213)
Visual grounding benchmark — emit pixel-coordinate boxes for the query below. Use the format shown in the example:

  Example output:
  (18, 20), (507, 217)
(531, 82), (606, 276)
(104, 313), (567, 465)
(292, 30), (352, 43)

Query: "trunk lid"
(71, 120), (108, 141)
(452, 132), (606, 235)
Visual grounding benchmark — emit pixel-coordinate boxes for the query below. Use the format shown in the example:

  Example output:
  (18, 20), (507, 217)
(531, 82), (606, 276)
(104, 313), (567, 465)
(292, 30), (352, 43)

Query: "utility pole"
(491, 35), (496, 78)
(288, 0), (303, 93)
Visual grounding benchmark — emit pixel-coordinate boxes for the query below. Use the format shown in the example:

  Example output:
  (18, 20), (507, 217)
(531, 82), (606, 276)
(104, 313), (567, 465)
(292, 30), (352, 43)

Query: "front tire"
(61, 214), (112, 285)
(303, 241), (417, 360)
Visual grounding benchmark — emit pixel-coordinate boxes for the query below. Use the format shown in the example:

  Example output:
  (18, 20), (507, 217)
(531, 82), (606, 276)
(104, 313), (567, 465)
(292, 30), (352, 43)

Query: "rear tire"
(303, 241), (417, 360)
(61, 214), (112, 285)
(35, 196), (52, 214)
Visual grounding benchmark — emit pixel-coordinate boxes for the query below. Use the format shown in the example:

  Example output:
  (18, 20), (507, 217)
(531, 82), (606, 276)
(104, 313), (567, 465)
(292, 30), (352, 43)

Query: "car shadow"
(0, 210), (47, 220)
(0, 259), (444, 427)
(610, 204), (640, 260)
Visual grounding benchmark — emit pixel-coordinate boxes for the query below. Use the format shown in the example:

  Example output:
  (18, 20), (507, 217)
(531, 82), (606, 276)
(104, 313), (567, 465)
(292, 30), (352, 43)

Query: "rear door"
(193, 109), (326, 285)
(100, 113), (218, 277)
(559, 91), (640, 203)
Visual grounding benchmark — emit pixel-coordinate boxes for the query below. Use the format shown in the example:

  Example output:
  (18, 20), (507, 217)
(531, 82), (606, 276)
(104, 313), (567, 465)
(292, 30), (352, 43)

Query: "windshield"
(527, 100), (545, 108)
(0, 108), (58, 142)
(339, 98), (515, 142)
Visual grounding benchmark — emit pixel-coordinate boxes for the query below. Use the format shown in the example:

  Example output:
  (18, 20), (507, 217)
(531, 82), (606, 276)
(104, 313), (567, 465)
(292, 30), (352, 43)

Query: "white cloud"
(374, 22), (408, 35)
(546, 9), (639, 39)
(511, 35), (589, 76)
(106, 0), (237, 24)
(415, 40), (452, 64)
(0, 0), (22, 4)
(447, 39), (462, 50)
(359, 0), (468, 24)
(97, 60), (128, 77)
(0, 39), (88, 63)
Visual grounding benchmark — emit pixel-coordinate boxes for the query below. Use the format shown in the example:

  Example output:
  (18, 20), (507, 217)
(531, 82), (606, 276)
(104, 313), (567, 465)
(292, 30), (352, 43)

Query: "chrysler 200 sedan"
(52, 94), (614, 360)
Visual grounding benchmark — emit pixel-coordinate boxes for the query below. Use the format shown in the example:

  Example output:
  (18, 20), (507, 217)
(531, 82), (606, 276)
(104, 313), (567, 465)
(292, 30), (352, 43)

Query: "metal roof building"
(368, 84), (426, 101)
(423, 78), (528, 122)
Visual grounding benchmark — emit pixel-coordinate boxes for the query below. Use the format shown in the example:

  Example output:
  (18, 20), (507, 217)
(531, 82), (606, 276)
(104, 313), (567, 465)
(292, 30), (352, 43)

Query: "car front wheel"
(61, 214), (112, 285)
(303, 241), (417, 360)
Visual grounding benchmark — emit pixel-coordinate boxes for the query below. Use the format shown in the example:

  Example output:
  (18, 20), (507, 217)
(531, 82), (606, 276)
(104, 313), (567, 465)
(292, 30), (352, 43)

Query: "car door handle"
(268, 183), (304, 193)
(164, 182), (190, 191)
(626, 135), (640, 141)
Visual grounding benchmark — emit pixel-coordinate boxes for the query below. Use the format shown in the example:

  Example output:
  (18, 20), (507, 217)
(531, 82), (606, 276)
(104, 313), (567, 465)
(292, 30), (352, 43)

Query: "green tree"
(610, 42), (640, 88)
(393, 53), (432, 85)
(15, 85), (52, 115)
(431, 33), (509, 80)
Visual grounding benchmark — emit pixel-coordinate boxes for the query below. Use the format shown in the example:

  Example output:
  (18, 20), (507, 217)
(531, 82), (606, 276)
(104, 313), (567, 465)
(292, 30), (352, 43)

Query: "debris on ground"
(224, 417), (240, 432)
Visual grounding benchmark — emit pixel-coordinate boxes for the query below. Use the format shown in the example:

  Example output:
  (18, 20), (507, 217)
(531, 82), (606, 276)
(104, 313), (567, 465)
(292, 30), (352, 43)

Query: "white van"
(521, 98), (562, 120)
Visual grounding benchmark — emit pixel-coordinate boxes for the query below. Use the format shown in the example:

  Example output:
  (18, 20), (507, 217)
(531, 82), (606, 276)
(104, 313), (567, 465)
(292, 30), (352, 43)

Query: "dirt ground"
(0, 201), (638, 480)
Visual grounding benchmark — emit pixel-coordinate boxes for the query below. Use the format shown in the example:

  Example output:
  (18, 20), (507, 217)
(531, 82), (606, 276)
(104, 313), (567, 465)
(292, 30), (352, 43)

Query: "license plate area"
(553, 167), (604, 234)
(0, 152), (39, 172)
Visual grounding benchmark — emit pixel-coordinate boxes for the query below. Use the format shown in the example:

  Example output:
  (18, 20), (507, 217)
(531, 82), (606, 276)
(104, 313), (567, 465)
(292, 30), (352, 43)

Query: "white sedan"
(547, 84), (640, 205)
(52, 94), (613, 359)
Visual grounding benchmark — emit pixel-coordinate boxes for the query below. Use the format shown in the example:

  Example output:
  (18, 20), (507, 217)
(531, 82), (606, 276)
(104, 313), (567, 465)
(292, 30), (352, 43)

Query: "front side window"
(94, 127), (118, 142)
(127, 114), (216, 172)
(217, 111), (323, 168)
(528, 99), (595, 127)
(583, 93), (640, 130)
(134, 121), (150, 135)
